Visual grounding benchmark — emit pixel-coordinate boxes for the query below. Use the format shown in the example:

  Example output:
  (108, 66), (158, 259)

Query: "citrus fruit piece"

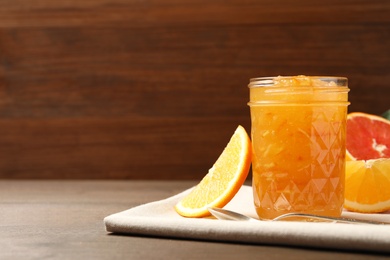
(344, 158), (390, 213)
(346, 112), (390, 161)
(175, 125), (252, 218)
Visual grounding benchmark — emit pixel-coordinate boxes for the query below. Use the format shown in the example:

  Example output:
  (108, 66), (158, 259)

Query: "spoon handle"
(208, 207), (389, 225)
(273, 213), (388, 225)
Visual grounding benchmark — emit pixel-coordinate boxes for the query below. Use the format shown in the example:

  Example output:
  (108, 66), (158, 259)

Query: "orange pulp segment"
(344, 158), (390, 213)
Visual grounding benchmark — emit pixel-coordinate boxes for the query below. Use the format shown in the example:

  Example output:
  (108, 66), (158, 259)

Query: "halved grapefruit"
(346, 112), (390, 161)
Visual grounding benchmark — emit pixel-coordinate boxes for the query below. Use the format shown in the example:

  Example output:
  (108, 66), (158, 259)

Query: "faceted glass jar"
(248, 76), (350, 220)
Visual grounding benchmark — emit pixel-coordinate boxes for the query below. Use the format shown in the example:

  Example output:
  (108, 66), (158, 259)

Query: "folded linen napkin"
(104, 185), (390, 253)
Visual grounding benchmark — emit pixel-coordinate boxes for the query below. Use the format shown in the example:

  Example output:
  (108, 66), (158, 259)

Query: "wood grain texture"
(0, 0), (389, 179)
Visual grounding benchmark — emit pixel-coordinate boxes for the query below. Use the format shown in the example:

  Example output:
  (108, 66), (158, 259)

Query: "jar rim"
(248, 76), (348, 88)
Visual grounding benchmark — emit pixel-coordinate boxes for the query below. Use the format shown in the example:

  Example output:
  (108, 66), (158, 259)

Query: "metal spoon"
(208, 207), (388, 225)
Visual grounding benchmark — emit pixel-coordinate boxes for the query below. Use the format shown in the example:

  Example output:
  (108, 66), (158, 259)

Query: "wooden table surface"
(1, 180), (389, 259)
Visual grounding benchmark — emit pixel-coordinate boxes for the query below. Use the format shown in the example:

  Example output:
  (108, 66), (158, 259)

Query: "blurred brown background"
(0, 0), (389, 179)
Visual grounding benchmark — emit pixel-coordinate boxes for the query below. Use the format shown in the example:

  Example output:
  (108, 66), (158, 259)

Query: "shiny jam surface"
(249, 76), (348, 220)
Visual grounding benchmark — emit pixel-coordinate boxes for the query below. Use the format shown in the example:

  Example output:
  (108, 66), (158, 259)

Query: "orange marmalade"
(248, 76), (350, 220)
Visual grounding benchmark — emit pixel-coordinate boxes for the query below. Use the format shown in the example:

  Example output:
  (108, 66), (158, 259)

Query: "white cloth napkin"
(104, 185), (390, 253)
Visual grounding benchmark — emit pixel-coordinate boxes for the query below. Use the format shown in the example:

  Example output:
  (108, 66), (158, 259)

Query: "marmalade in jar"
(248, 76), (349, 219)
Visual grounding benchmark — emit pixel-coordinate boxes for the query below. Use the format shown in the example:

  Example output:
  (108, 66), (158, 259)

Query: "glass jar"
(248, 76), (350, 219)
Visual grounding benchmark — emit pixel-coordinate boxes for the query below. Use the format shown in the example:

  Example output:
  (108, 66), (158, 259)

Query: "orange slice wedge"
(175, 125), (252, 218)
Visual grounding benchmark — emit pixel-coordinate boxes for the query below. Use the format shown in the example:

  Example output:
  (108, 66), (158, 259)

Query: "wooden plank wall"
(0, 0), (389, 179)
